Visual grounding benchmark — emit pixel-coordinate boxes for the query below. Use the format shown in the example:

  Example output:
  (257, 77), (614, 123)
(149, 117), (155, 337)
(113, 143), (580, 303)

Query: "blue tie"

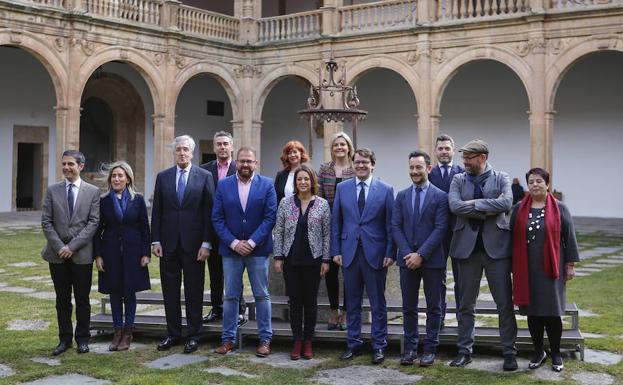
(177, 169), (187, 204)
(67, 183), (74, 218)
(441, 164), (449, 183)
(357, 181), (366, 215)
(412, 186), (422, 225)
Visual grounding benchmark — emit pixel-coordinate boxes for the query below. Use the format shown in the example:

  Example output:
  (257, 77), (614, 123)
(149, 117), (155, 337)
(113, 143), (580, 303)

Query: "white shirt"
(356, 175), (373, 201)
(65, 177), (82, 210)
(284, 171), (295, 198)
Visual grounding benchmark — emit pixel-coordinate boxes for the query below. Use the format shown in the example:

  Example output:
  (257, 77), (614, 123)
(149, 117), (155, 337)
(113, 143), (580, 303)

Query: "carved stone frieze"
(119, 48), (129, 60)
(593, 34), (619, 50)
(166, 50), (187, 69)
(69, 38), (95, 56)
(153, 52), (164, 66)
(54, 37), (66, 52)
(406, 46), (431, 65)
(234, 64), (262, 78)
(516, 37), (546, 57)
(432, 48), (446, 64)
(9, 31), (22, 44)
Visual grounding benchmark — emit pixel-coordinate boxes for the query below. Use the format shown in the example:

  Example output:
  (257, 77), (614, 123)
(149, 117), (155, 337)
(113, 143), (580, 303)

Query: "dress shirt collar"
(413, 180), (430, 191)
(438, 162), (452, 170)
(236, 172), (254, 185)
(356, 175), (373, 187)
(177, 163), (192, 173)
(217, 159), (231, 168)
(65, 177), (82, 188)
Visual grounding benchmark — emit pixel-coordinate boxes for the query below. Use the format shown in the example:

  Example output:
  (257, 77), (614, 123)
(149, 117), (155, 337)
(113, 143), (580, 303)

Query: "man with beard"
(392, 150), (448, 367)
(428, 134), (464, 328)
(448, 140), (518, 371)
(200, 131), (247, 326)
(212, 146), (277, 357)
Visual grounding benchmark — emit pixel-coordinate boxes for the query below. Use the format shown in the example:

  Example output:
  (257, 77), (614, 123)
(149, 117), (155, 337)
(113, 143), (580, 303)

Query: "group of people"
(40, 130), (579, 373)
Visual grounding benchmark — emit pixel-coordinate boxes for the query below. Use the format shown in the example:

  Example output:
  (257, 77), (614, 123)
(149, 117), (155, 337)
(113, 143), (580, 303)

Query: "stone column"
(236, 0), (260, 44)
(160, 0), (181, 30)
(414, 35), (435, 156)
(153, 113), (174, 173)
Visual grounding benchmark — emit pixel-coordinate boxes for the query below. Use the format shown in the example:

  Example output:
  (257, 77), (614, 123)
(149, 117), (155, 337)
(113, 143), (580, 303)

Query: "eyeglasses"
(237, 160), (256, 165)
(354, 160), (371, 165)
(462, 154), (482, 161)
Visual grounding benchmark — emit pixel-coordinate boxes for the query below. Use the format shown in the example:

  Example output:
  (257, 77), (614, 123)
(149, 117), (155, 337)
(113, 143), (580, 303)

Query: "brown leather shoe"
(256, 340), (271, 357)
(302, 340), (313, 360)
(290, 340), (302, 360)
(215, 341), (236, 355)
(117, 327), (133, 351)
(108, 328), (123, 351)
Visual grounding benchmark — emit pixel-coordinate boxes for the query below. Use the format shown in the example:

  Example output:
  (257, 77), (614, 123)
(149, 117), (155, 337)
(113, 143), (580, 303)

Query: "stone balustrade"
(86, 0), (161, 25)
(177, 5), (240, 42)
(550, 0), (622, 10)
(339, 0), (418, 34)
(257, 9), (322, 43)
(24, 0), (64, 8)
(436, 0), (529, 21)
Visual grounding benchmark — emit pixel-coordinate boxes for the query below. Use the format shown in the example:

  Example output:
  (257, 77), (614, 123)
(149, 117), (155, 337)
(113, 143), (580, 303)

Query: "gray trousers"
(455, 249), (517, 356)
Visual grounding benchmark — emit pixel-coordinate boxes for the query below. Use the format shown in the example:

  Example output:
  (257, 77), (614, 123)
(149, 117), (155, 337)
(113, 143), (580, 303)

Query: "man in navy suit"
(428, 134), (464, 328)
(212, 146), (277, 357)
(392, 150), (449, 367)
(200, 131), (246, 325)
(331, 148), (394, 364)
(151, 135), (215, 354)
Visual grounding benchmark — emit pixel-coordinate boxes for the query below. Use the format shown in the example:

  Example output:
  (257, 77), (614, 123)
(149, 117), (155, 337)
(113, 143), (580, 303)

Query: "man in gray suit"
(447, 140), (518, 371)
(41, 150), (100, 355)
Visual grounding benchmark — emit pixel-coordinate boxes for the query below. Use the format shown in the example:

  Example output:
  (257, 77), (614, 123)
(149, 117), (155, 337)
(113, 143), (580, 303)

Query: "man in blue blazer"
(392, 150), (449, 367)
(428, 134), (464, 328)
(200, 131), (246, 325)
(151, 135), (215, 354)
(331, 148), (394, 364)
(212, 146), (277, 357)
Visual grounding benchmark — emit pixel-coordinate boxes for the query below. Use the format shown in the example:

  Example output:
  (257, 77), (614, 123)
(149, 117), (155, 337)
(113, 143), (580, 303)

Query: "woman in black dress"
(511, 167), (579, 372)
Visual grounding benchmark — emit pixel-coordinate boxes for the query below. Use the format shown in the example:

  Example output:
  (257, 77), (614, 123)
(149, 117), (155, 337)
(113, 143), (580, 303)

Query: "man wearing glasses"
(447, 140), (518, 371)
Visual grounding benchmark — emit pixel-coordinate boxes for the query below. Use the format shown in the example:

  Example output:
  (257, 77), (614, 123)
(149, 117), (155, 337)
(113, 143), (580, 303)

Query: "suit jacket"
(41, 180), (100, 264)
(212, 174), (277, 257)
(274, 169), (291, 204)
(392, 183), (449, 269)
(151, 165), (215, 254)
(93, 193), (151, 294)
(330, 177), (395, 269)
(429, 164), (464, 194)
(200, 159), (236, 191)
(448, 168), (513, 260)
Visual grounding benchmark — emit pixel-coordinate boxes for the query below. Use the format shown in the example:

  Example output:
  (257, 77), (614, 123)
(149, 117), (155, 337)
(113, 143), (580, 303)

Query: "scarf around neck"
(511, 192), (561, 306)
(465, 163), (492, 199)
(111, 188), (130, 223)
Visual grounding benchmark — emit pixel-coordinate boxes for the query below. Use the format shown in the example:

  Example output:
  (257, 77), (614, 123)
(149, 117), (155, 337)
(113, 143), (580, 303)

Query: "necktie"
(441, 164), (449, 183)
(357, 181), (366, 215)
(413, 186), (422, 224)
(177, 169), (187, 204)
(67, 183), (74, 218)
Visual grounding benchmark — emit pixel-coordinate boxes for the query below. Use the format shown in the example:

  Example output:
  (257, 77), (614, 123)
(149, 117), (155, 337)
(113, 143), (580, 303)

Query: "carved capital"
(234, 64), (262, 78)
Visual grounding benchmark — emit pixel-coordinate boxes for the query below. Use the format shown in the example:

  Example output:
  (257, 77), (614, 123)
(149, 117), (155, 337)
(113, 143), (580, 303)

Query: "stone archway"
(81, 73), (147, 191)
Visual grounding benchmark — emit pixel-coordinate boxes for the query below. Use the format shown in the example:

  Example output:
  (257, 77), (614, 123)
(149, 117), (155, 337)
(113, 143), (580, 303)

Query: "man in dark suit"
(212, 146), (277, 357)
(331, 148), (395, 365)
(428, 134), (464, 328)
(448, 139), (517, 371)
(151, 135), (215, 354)
(200, 131), (247, 325)
(41, 149), (100, 355)
(392, 150), (449, 367)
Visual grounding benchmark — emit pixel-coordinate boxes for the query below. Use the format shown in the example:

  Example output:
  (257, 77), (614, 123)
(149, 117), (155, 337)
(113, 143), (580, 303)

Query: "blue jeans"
(110, 292), (137, 329)
(222, 256), (272, 343)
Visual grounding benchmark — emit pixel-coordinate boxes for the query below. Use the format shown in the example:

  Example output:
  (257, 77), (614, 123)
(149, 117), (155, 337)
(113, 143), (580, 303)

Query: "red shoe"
(302, 340), (313, 360)
(290, 340), (302, 360)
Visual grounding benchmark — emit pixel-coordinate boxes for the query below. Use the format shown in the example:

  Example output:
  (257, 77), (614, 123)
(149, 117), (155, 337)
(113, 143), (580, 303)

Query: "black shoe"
(157, 336), (180, 351)
(237, 314), (248, 327)
(440, 321), (445, 330)
(372, 348), (385, 365)
(202, 309), (222, 323)
(76, 342), (89, 354)
(183, 338), (199, 354)
(339, 347), (361, 361)
(52, 341), (71, 356)
(400, 350), (417, 365)
(551, 354), (564, 372)
(529, 350), (547, 369)
(450, 353), (472, 367)
(420, 352), (435, 367)
(503, 355), (518, 371)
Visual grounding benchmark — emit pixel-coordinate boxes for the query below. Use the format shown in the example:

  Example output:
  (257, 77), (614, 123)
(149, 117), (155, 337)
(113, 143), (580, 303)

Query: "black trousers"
(49, 261), (93, 344)
(207, 250), (246, 315)
(324, 260), (345, 311)
(284, 262), (322, 340)
(528, 315), (563, 355)
(160, 248), (205, 338)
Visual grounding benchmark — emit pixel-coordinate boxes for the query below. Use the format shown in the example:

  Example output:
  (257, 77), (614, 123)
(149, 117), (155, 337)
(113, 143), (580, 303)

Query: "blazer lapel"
(69, 182), (87, 224)
(168, 168), (181, 209)
(406, 186), (414, 219)
(349, 179), (361, 221)
(180, 166), (196, 206)
(233, 176), (245, 214)
(417, 186), (434, 225)
(361, 178), (377, 220)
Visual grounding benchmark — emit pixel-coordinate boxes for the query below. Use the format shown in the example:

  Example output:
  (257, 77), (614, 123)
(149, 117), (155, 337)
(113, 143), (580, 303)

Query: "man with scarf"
(447, 140), (518, 371)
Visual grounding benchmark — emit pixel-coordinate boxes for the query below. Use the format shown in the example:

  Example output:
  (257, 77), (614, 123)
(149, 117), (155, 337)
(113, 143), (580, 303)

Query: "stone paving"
(202, 367), (258, 378)
(89, 341), (147, 354)
(571, 371), (615, 385)
(30, 357), (61, 366)
(144, 353), (209, 370)
(312, 365), (423, 385)
(6, 320), (50, 331)
(248, 352), (327, 369)
(0, 363), (14, 378)
(584, 348), (623, 365)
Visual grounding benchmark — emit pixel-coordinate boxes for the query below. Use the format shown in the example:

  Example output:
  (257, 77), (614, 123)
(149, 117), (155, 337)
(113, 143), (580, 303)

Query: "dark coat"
(93, 193), (151, 295)
(274, 169), (290, 204)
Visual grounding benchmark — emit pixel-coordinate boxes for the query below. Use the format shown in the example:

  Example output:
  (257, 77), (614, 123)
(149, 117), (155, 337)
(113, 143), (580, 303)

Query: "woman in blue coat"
(94, 161), (151, 351)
